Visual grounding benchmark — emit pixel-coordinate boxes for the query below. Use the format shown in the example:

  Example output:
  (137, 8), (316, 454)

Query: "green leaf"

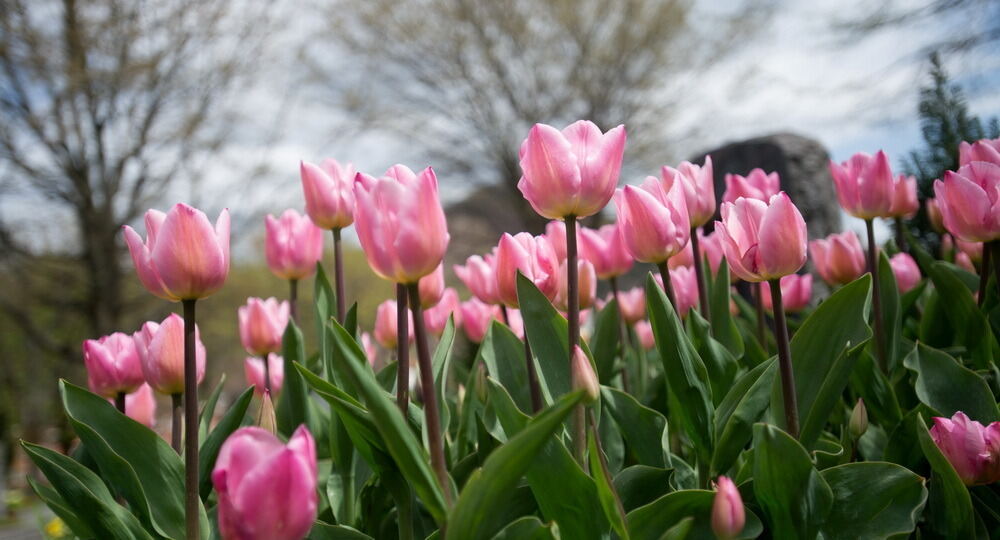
(625, 488), (762, 540)
(315, 262), (336, 379)
(517, 272), (571, 401)
(198, 373), (227, 441)
(914, 413), (975, 538)
(198, 386), (254, 499)
(479, 322), (534, 413)
(798, 342), (867, 450)
(687, 310), (738, 405)
(752, 423), (833, 539)
(927, 261), (998, 368)
(709, 259), (745, 358)
(426, 317), (456, 454)
(489, 516), (559, 540)
(59, 380), (207, 539)
(849, 351), (902, 426)
(613, 465), (674, 513)
(644, 273), (714, 461)
(26, 475), (95, 539)
(877, 251), (903, 371)
(447, 390), (586, 540)
(711, 359), (777, 475)
(600, 385), (667, 468)
(590, 299), (622, 384)
(819, 462), (927, 540)
(277, 320), (312, 436)
(308, 521), (373, 539)
(588, 422), (629, 539)
(902, 342), (1000, 423)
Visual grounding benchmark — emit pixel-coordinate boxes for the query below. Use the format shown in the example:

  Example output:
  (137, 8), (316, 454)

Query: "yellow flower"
(44, 517), (67, 538)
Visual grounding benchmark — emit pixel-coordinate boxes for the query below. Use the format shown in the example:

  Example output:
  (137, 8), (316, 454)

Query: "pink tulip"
(83, 333), (145, 398)
(655, 267), (699, 318)
(213, 425), (318, 540)
(123, 383), (157, 428)
(959, 137), (1000, 167)
(933, 162), (1000, 242)
(361, 332), (377, 367)
(238, 297), (290, 356)
(373, 299), (413, 349)
(418, 264), (446, 308)
(668, 230), (726, 275)
(926, 198), (946, 233)
(244, 354), (285, 396)
(570, 345), (599, 402)
(300, 159), (356, 230)
(495, 232), (560, 307)
(635, 320), (655, 350)
(888, 174), (919, 218)
(956, 238), (983, 263)
(123, 203), (230, 301)
(661, 157), (716, 227)
(889, 253), (921, 293)
(556, 258), (597, 312)
(454, 253), (500, 305)
(829, 151), (897, 219)
(809, 231), (867, 286)
(614, 176), (690, 264)
(578, 224), (634, 279)
(723, 169), (780, 204)
(957, 250), (976, 273)
(711, 476), (745, 540)
(545, 221), (570, 262)
(929, 411), (1000, 486)
(265, 209), (324, 281)
(761, 274), (812, 313)
(505, 308), (525, 340)
(460, 298), (498, 343)
(715, 193), (807, 283)
(615, 287), (646, 325)
(133, 314), (206, 395)
(424, 288), (461, 337)
(355, 165), (450, 283)
(518, 121), (627, 219)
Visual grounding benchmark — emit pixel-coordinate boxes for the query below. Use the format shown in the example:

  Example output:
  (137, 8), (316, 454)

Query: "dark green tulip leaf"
(479, 321), (534, 412)
(625, 488), (762, 540)
(709, 259), (744, 358)
(914, 413), (975, 539)
(613, 465), (674, 513)
(517, 273), (571, 402)
(198, 373), (227, 441)
(819, 462), (927, 540)
(711, 359), (777, 475)
(591, 298), (621, 383)
(489, 516), (559, 540)
(600, 385), (668, 468)
(587, 422), (629, 539)
(308, 521), (373, 539)
(927, 261), (998, 368)
(902, 342), (1000, 423)
(277, 320), (312, 436)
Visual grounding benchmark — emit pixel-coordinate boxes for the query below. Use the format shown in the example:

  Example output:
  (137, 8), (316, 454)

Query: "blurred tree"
(839, 0), (1000, 56)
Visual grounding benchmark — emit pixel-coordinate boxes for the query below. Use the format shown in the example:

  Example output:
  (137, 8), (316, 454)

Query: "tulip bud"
(889, 253), (921, 293)
(571, 346), (599, 404)
(556, 258), (597, 312)
(933, 162), (1000, 242)
(373, 299), (413, 349)
(244, 354), (284, 397)
(614, 177), (690, 264)
(133, 314), (206, 395)
(238, 297), (290, 356)
(300, 159), (356, 230)
(578, 224), (634, 279)
(716, 193), (807, 283)
(849, 398), (868, 440)
(418, 264), (446, 308)
(265, 209), (324, 281)
(256, 392), (278, 436)
(828, 150), (896, 219)
(495, 232), (560, 307)
(454, 253), (500, 305)
(959, 137), (1000, 168)
(83, 333), (145, 398)
(711, 476), (745, 540)
(423, 288), (461, 337)
(661, 157), (716, 227)
(761, 274), (812, 313)
(929, 411), (1000, 486)
(809, 231), (867, 286)
(123, 204), (230, 301)
(723, 168), (780, 204)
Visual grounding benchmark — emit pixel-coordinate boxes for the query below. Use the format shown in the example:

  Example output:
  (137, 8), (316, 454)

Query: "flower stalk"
(656, 262), (679, 310)
(333, 228), (346, 322)
(768, 279), (799, 438)
(396, 283), (410, 413)
(182, 299), (200, 540)
(690, 228), (711, 321)
(288, 278), (299, 323)
(565, 216), (587, 464)
(864, 219), (887, 373)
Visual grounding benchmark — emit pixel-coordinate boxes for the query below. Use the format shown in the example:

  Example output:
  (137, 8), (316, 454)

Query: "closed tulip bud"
(888, 174), (919, 218)
(761, 274), (812, 313)
(616, 287), (646, 325)
(256, 392), (278, 436)
(829, 150), (896, 219)
(123, 383), (157, 428)
(556, 258), (597, 312)
(424, 288), (461, 337)
(849, 398), (868, 440)
(656, 266), (699, 318)
(354, 165), (450, 283)
(133, 314), (206, 395)
(518, 121), (626, 220)
(926, 198), (946, 233)
(933, 162), (1000, 242)
(300, 159), (356, 230)
(83, 333), (145, 398)
(661, 157), (716, 227)
(929, 411), (1000, 486)
(495, 232), (560, 307)
(418, 264), (446, 308)
(460, 298), (498, 343)
(716, 193), (807, 283)
(635, 320), (655, 350)
(723, 168), (780, 204)
(578, 224), (634, 279)
(213, 425), (317, 540)
(711, 476), (745, 540)
(244, 354), (284, 397)
(809, 231), (867, 286)
(238, 297), (290, 356)
(123, 204), (230, 301)
(361, 332), (378, 367)
(959, 137), (1000, 167)
(265, 209), (324, 281)
(454, 253), (501, 305)
(373, 299), (413, 349)
(889, 253), (921, 293)
(571, 346), (599, 403)
(614, 177), (690, 264)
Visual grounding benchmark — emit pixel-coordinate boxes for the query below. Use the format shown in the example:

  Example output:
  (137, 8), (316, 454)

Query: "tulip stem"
(656, 262), (678, 311)
(333, 228), (346, 322)
(754, 282), (767, 353)
(500, 305), (509, 326)
(524, 338), (543, 413)
(262, 354), (272, 396)
(182, 299), (200, 540)
(566, 216), (586, 466)
(609, 277), (630, 393)
(690, 228), (711, 323)
(991, 241), (1000, 304)
(289, 278), (299, 323)
(396, 284), (410, 413)
(171, 393), (182, 453)
(894, 217), (908, 252)
(115, 392), (126, 415)
(769, 279), (800, 438)
(865, 219), (888, 373)
(977, 242), (993, 307)
(406, 283), (452, 507)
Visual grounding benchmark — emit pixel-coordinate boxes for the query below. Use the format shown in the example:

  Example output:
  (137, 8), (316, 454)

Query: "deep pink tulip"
(495, 232), (560, 307)
(635, 320), (655, 350)
(454, 253), (500, 305)
(570, 345), (599, 402)
(424, 288), (461, 337)
(373, 299), (413, 349)
(238, 297), (290, 356)
(123, 203), (230, 301)
(83, 333), (145, 398)
(711, 476), (745, 540)
(926, 198), (946, 233)
(888, 174), (919, 218)
(213, 425), (318, 540)
(418, 264), (446, 308)
(889, 253), (921, 293)
(556, 258), (597, 312)
(809, 231), (867, 286)
(244, 354), (284, 396)
(300, 159), (356, 230)
(460, 298), (498, 343)
(723, 169), (780, 204)
(361, 332), (377, 367)
(123, 383), (157, 428)
(518, 121), (626, 219)
(761, 274), (812, 313)
(959, 137), (1000, 168)
(614, 176), (690, 264)
(655, 267), (699, 318)
(933, 162), (1000, 242)
(930, 411), (1000, 486)
(661, 157), (715, 227)
(265, 209), (324, 281)
(133, 314), (206, 395)
(615, 287), (646, 325)
(355, 165), (450, 283)
(829, 151), (896, 219)
(668, 230), (726, 276)
(578, 224), (634, 279)
(716, 193), (807, 283)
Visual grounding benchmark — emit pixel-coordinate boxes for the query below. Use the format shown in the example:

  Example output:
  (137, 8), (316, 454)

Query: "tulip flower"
(571, 346), (599, 403)
(615, 287), (646, 325)
(957, 250), (976, 273)
(354, 165), (450, 283)
(300, 159), (356, 230)
(133, 314), (206, 396)
(556, 258), (597, 312)
(517, 120), (626, 220)
(505, 308), (525, 340)
(929, 411), (1000, 486)
(716, 193), (807, 283)
(495, 232), (560, 307)
(614, 176), (690, 265)
(460, 298), (498, 343)
(933, 162), (1000, 243)
(661, 157), (715, 228)
(265, 209), (324, 281)
(635, 320), (655, 350)
(723, 168), (780, 204)
(809, 231), (867, 286)
(956, 238), (983, 263)
(888, 174), (919, 218)
(244, 354), (284, 397)
(889, 253), (921, 293)
(213, 425), (318, 540)
(761, 274), (812, 313)
(926, 197), (946, 234)
(238, 297), (290, 357)
(418, 264), (446, 308)
(123, 203), (230, 301)
(360, 332), (378, 367)
(668, 230), (726, 275)
(122, 383), (157, 429)
(711, 476), (745, 540)
(578, 224), (634, 279)
(455, 253), (500, 305)
(545, 220), (570, 262)
(373, 299), (413, 349)
(655, 266), (699, 319)
(423, 288), (461, 337)
(959, 137), (1000, 167)
(82, 333), (145, 402)
(828, 150), (896, 220)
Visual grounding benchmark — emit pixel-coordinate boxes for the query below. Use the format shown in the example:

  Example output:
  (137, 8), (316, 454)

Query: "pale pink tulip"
(933, 162), (1000, 242)
(829, 151), (896, 219)
(761, 274), (812, 312)
(83, 333), (145, 398)
(889, 253), (921, 293)
(418, 264), (446, 308)
(506, 308), (525, 340)
(133, 314), (206, 395)
(888, 174), (919, 218)
(571, 345), (599, 402)
(959, 137), (1000, 167)
(615, 287), (646, 325)
(711, 476), (745, 540)
(723, 169), (780, 204)
(361, 332), (377, 367)
(926, 198), (946, 233)
(668, 230), (726, 276)
(956, 250), (976, 273)
(300, 159), (356, 230)
(424, 288), (461, 337)
(715, 193), (808, 283)
(656, 267), (699, 318)
(545, 221), (570, 262)
(373, 299), (413, 349)
(495, 232), (560, 307)
(930, 411), (1000, 486)
(635, 320), (655, 350)
(460, 298), (498, 343)
(578, 224), (634, 279)
(614, 176), (690, 264)
(265, 209), (324, 281)
(454, 253), (500, 305)
(809, 231), (867, 286)
(244, 354), (284, 396)
(661, 157), (716, 227)
(556, 258), (597, 312)
(238, 297), (290, 356)
(123, 383), (157, 428)
(956, 238), (983, 263)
